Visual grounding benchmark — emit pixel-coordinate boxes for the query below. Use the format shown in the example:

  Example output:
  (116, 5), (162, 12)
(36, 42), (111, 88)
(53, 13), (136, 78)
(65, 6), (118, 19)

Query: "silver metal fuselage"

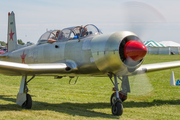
(2, 31), (142, 77)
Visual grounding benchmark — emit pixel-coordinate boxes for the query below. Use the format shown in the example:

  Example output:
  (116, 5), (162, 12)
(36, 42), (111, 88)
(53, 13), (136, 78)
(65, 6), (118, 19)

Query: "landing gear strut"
(16, 75), (35, 109)
(108, 74), (130, 116)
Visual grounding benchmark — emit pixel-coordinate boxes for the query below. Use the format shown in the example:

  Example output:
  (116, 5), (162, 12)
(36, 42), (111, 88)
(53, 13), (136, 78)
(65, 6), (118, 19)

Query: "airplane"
(1, 11), (180, 116)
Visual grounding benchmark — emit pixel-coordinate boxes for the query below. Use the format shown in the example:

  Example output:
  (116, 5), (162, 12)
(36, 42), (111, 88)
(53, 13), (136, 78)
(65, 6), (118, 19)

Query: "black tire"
(22, 94), (32, 109)
(110, 93), (116, 106)
(112, 102), (123, 116)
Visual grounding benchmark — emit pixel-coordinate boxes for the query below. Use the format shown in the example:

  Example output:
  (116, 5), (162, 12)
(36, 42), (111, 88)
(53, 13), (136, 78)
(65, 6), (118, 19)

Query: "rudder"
(7, 11), (18, 52)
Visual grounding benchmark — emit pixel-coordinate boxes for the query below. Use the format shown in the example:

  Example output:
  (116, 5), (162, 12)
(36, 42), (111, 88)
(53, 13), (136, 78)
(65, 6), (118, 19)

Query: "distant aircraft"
(1, 11), (180, 116)
(0, 50), (5, 54)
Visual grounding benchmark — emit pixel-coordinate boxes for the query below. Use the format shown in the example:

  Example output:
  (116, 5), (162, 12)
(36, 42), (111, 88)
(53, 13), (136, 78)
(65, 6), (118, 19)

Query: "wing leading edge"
(132, 61), (180, 75)
(0, 61), (76, 76)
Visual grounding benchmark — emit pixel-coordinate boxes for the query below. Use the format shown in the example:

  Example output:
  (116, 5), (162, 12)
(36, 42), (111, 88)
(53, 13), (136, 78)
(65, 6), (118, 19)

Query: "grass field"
(0, 54), (180, 120)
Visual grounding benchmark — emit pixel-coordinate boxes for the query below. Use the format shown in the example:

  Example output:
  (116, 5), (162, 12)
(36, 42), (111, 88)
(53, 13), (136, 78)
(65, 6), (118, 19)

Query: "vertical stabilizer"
(7, 11), (18, 52)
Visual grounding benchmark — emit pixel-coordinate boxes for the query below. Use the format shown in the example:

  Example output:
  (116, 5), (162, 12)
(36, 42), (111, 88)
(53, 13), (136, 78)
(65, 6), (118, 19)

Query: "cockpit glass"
(49, 31), (58, 40)
(80, 25), (99, 37)
(37, 24), (101, 44)
(73, 27), (81, 36)
(57, 29), (71, 41)
(39, 32), (51, 40)
(37, 30), (58, 44)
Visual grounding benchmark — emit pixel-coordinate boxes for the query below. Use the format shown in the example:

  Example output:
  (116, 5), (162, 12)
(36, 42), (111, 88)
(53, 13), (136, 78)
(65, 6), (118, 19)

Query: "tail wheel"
(112, 102), (123, 116)
(22, 94), (32, 109)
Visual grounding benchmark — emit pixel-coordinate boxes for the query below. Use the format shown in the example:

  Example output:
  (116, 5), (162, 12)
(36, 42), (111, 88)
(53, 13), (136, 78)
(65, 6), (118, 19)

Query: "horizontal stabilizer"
(0, 54), (8, 58)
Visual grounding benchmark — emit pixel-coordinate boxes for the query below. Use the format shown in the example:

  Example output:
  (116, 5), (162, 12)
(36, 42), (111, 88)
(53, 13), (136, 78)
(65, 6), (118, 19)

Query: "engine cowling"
(91, 31), (147, 76)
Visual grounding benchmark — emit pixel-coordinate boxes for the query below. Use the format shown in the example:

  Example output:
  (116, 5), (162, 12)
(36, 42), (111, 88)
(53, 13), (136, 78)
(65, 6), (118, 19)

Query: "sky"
(0, 0), (180, 44)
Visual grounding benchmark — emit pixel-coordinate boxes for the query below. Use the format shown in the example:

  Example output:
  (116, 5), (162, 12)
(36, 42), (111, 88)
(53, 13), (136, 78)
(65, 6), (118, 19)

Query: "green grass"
(0, 54), (180, 119)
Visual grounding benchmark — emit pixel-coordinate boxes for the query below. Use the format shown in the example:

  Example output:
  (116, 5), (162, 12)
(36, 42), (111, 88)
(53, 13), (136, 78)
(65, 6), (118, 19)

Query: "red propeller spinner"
(124, 41), (147, 61)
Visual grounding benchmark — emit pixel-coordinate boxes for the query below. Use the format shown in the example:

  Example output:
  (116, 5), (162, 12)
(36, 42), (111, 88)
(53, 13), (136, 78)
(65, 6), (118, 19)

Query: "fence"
(147, 47), (180, 55)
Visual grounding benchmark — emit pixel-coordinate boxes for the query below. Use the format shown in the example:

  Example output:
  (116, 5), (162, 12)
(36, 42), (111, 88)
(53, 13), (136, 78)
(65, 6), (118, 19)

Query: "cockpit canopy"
(37, 24), (102, 44)
(37, 30), (59, 45)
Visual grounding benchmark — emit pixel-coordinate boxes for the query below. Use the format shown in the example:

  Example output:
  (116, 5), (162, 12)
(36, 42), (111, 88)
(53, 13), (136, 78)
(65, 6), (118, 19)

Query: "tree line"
(0, 39), (27, 46)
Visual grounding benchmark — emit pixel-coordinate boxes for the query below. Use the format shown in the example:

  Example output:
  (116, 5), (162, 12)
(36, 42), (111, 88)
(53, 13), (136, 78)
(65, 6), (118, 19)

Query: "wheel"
(110, 92), (127, 105)
(110, 93), (116, 106)
(112, 102), (123, 116)
(22, 94), (32, 109)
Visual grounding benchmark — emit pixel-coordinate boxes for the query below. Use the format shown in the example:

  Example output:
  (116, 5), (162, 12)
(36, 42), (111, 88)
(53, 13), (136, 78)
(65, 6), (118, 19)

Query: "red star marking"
(9, 29), (15, 41)
(21, 50), (27, 63)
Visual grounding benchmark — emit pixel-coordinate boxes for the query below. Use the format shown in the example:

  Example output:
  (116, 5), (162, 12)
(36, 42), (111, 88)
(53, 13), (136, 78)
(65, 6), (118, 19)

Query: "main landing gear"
(108, 74), (130, 116)
(16, 75), (35, 109)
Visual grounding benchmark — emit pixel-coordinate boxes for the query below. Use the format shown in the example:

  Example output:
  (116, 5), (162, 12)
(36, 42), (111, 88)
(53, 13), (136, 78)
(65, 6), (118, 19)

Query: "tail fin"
(7, 11), (18, 52)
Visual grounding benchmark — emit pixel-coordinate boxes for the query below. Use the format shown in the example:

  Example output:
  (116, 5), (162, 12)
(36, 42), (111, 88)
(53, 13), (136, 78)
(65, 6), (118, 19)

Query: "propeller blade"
(129, 71), (153, 96)
(121, 1), (166, 37)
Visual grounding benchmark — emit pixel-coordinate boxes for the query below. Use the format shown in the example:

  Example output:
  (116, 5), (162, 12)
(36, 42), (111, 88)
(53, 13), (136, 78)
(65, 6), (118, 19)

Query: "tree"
(18, 39), (25, 45)
(0, 41), (7, 46)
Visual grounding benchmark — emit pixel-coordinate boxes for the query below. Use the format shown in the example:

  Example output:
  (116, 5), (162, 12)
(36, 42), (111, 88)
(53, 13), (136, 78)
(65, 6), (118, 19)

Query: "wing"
(132, 61), (180, 75)
(0, 61), (77, 76)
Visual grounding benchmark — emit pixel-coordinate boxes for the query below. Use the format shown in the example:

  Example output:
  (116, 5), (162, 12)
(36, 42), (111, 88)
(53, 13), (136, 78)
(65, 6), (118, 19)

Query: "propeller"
(128, 71), (153, 96)
(119, 1), (166, 95)
(121, 1), (166, 38)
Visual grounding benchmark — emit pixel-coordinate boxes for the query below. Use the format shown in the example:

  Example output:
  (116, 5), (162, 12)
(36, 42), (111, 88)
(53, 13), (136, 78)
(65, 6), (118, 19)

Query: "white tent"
(159, 41), (180, 47)
(144, 40), (165, 47)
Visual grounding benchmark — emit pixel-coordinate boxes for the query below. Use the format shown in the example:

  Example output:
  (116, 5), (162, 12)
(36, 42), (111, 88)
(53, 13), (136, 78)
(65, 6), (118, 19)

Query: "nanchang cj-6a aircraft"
(1, 11), (180, 116)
